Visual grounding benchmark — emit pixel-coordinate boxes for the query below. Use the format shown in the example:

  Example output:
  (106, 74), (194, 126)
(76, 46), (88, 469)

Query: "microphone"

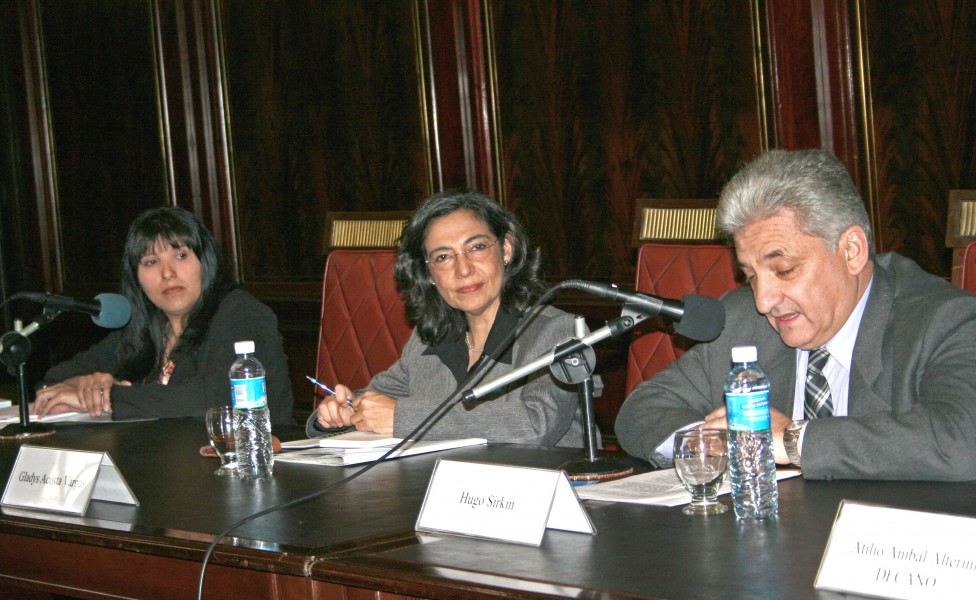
(559, 280), (725, 342)
(11, 292), (132, 328)
(462, 316), (636, 404)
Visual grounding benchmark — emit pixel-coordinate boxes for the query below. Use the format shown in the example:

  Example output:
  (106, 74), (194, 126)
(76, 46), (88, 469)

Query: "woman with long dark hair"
(35, 206), (294, 424)
(307, 190), (584, 446)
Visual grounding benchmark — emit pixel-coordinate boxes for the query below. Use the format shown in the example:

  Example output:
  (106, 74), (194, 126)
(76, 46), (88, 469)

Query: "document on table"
(279, 430), (404, 449)
(574, 468), (801, 507)
(275, 437), (487, 466)
(0, 403), (155, 425)
(0, 404), (113, 425)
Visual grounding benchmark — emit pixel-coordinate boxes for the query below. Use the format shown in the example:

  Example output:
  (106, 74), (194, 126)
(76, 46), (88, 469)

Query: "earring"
(504, 259), (510, 266)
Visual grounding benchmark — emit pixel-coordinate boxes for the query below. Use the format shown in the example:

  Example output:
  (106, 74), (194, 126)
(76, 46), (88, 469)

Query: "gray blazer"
(307, 305), (585, 447)
(615, 253), (976, 481)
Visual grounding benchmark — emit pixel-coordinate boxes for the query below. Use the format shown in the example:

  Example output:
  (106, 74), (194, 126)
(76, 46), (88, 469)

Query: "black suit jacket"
(41, 288), (296, 424)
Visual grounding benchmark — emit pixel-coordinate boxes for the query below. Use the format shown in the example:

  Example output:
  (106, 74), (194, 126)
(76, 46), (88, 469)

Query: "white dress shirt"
(791, 277), (873, 452)
(792, 277), (874, 419)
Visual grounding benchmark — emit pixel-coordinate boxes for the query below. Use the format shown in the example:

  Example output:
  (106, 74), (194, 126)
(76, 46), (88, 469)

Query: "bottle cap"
(731, 345), (757, 363)
(234, 341), (255, 355)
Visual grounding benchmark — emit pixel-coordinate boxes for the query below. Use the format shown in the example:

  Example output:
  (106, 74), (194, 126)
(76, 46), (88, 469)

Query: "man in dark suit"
(616, 149), (976, 481)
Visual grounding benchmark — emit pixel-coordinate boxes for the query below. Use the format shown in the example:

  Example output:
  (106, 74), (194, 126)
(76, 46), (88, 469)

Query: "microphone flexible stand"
(0, 310), (61, 439)
(461, 308), (646, 480)
(552, 316), (632, 482)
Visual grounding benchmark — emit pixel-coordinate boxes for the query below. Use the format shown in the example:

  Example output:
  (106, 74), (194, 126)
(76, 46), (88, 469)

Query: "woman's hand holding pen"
(314, 383), (358, 429)
(312, 384), (396, 435)
(348, 391), (396, 436)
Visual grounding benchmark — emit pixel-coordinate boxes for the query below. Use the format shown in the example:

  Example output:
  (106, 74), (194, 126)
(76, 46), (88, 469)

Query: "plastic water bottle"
(724, 345), (778, 519)
(229, 341), (274, 479)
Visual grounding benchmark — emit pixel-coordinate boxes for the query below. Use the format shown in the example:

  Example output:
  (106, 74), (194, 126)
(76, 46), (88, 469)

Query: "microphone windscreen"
(93, 293), (132, 328)
(674, 294), (725, 342)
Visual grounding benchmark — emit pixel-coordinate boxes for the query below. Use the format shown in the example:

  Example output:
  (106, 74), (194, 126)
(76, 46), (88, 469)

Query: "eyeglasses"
(425, 239), (499, 271)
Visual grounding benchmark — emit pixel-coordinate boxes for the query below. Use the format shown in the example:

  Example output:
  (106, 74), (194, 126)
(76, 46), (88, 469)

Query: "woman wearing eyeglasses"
(307, 190), (585, 446)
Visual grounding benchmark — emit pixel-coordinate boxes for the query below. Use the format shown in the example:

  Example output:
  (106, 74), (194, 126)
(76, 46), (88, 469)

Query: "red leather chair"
(961, 240), (976, 294)
(624, 243), (740, 396)
(313, 250), (412, 408)
(946, 190), (976, 288)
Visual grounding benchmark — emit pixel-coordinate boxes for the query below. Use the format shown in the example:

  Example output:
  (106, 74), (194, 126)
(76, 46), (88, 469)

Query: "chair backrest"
(946, 190), (976, 287)
(323, 211), (412, 250)
(624, 243), (740, 396)
(631, 198), (726, 247)
(961, 240), (976, 294)
(314, 250), (413, 407)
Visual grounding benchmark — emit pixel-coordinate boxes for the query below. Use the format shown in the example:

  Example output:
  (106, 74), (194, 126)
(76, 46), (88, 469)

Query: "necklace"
(465, 331), (483, 353)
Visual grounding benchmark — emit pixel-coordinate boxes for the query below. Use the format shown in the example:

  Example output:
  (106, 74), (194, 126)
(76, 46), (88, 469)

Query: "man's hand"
(768, 407), (792, 464)
(703, 405), (793, 464)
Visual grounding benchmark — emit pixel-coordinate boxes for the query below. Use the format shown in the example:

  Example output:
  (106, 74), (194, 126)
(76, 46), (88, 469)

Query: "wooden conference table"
(0, 419), (974, 599)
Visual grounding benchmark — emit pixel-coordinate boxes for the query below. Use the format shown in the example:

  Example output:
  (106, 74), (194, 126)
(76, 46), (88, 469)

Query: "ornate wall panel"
(486, 0), (763, 283)
(39, 0), (167, 289)
(0, 1), (39, 302)
(218, 1), (430, 284)
(862, 0), (976, 276)
(153, 0), (237, 269)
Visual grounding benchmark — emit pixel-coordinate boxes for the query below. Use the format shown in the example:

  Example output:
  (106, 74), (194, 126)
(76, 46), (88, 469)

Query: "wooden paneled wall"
(1, 0), (973, 432)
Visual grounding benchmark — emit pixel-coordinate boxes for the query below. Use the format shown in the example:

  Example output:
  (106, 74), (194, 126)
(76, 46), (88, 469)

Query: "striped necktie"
(804, 347), (834, 419)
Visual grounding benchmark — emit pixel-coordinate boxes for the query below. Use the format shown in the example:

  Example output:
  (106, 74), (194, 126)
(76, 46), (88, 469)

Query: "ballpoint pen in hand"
(305, 375), (354, 407)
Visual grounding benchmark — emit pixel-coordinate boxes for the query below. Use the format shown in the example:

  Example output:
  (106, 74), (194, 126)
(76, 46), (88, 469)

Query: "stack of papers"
(276, 431), (487, 466)
(574, 468), (801, 507)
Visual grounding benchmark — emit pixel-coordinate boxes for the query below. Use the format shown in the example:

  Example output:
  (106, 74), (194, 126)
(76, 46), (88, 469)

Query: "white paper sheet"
(574, 468), (801, 506)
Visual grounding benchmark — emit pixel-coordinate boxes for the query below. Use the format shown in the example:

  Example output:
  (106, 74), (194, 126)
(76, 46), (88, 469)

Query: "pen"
(305, 375), (354, 407)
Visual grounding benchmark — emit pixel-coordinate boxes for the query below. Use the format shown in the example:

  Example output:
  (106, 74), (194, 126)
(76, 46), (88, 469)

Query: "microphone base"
(561, 454), (633, 482)
(0, 422), (55, 440)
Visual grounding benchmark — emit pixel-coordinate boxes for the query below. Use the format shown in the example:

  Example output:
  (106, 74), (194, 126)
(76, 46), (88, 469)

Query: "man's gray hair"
(716, 149), (873, 252)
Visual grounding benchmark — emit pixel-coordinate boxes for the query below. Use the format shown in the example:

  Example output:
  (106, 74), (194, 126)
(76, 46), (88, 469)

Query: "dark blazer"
(615, 253), (976, 481)
(41, 288), (296, 424)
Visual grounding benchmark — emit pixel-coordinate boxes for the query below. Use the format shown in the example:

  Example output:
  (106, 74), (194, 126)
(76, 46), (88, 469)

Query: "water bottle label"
(725, 390), (771, 431)
(231, 377), (268, 409)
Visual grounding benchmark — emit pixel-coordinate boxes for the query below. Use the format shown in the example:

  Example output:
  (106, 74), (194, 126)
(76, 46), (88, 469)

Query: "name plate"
(416, 459), (595, 546)
(1, 445), (139, 515)
(816, 500), (976, 599)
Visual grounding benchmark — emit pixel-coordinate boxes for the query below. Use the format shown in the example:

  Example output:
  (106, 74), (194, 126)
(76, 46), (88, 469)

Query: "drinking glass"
(205, 407), (237, 476)
(673, 428), (729, 515)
